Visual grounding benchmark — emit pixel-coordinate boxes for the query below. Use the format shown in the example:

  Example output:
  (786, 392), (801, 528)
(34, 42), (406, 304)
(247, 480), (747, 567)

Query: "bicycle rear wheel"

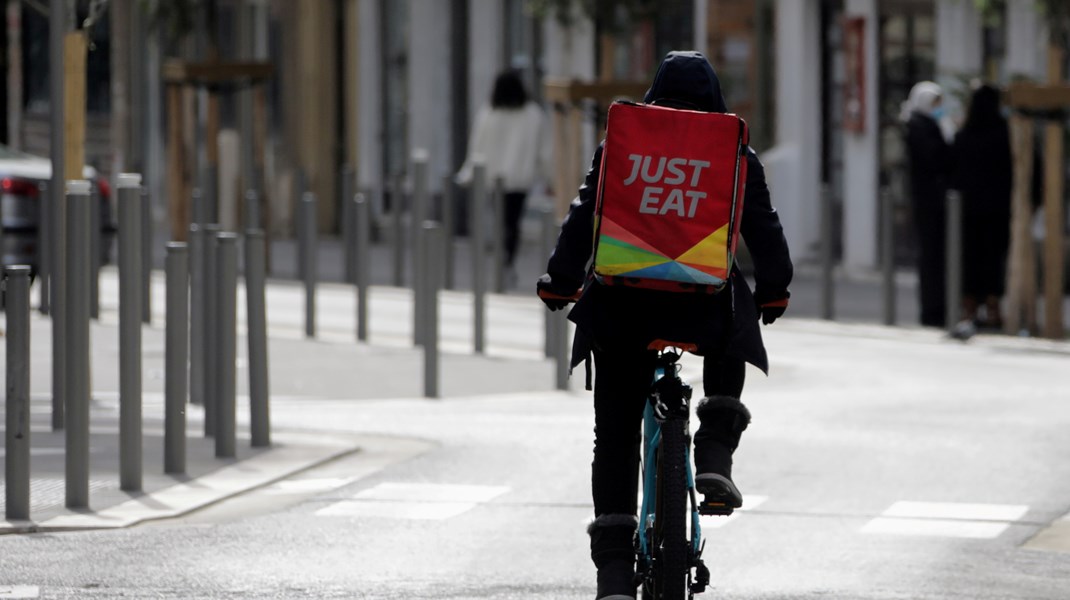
(643, 418), (690, 599)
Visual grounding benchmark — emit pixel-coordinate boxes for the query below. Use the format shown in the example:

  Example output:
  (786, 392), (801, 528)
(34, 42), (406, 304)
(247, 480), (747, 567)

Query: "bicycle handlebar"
(537, 288), (582, 302)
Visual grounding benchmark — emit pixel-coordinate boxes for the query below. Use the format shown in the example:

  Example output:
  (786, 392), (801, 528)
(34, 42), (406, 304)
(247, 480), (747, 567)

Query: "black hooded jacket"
(545, 51), (793, 374)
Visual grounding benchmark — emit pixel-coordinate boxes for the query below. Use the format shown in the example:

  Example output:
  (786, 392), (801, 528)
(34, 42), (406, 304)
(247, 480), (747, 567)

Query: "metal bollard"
(423, 222), (443, 398)
(492, 177), (507, 294)
(51, 178), (67, 430)
(819, 182), (834, 320)
(215, 232), (238, 458)
(203, 223), (221, 437)
(300, 192), (317, 338)
(244, 188), (261, 232)
(65, 180), (92, 508)
(881, 189), (897, 326)
(540, 207), (557, 359)
(412, 152), (429, 346)
(5, 265), (32, 520)
(204, 164), (219, 224)
(89, 186), (101, 319)
(117, 174), (144, 491)
(164, 242), (188, 474)
(945, 190), (963, 331)
(471, 161), (487, 354)
(141, 187), (153, 324)
(355, 194), (370, 342)
(245, 230), (271, 448)
(442, 175), (456, 290)
(392, 174), (405, 286)
(188, 218), (205, 406)
(341, 165), (356, 284)
(37, 181), (50, 314)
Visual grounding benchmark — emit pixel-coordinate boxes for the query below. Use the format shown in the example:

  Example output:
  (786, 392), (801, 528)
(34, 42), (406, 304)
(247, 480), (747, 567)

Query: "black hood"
(643, 51), (728, 113)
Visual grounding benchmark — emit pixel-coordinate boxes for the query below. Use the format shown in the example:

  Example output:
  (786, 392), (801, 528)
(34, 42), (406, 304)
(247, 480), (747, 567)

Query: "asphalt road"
(2, 303), (1068, 598)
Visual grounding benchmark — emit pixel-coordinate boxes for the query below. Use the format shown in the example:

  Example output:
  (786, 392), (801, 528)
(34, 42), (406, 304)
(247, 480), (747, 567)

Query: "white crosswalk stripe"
(700, 494), (768, 530)
(861, 501), (1030, 539)
(0, 586), (40, 599)
(315, 482), (510, 520)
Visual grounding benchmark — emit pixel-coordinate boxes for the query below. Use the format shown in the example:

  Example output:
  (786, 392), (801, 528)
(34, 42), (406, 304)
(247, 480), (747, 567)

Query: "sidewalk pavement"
(3, 237), (1069, 536)
(0, 265), (562, 534)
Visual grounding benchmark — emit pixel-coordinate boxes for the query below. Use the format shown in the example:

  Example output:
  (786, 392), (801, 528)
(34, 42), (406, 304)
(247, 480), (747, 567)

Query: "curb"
(0, 430), (361, 535)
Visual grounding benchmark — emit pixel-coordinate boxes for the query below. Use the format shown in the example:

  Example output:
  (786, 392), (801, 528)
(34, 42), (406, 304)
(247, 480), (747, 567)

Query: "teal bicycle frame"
(636, 357), (705, 583)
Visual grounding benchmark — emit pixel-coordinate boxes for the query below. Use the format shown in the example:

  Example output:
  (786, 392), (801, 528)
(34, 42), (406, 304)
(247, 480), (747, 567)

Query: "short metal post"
(188, 216), (205, 406)
(471, 161), (487, 354)
(203, 223), (220, 437)
(412, 151), (429, 346)
(5, 265), (32, 520)
(946, 190), (963, 330)
(554, 311), (569, 391)
(244, 188), (261, 232)
(442, 174), (456, 290)
(141, 187), (153, 324)
(881, 189), (897, 326)
(541, 207), (557, 359)
(117, 174), (144, 491)
(65, 180), (92, 508)
(37, 182), (50, 314)
(341, 164), (356, 284)
(245, 230), (271, 448)
(215, 232), (238, 458)
(423, 222), (442, 398)
(51, 178), (67, 430)
(819, 182), (834, 320)
(204, 164), (219, 224)
(164, 242), (188, 474)
(355, 193), (370, 342)
(89, 185), (101, 319)
(300, 192), (317, 338)
(392, 174), (405, 286)
(492, 177), (506, 294)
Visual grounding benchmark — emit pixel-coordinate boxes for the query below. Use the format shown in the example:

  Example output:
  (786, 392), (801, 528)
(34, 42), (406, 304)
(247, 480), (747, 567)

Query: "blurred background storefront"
(0, 0), (1056, 271)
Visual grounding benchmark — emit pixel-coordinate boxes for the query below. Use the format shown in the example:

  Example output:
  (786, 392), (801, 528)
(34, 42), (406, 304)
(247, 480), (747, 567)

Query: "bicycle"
(536, 288), (734, 599)
(636, 341), (735, 599)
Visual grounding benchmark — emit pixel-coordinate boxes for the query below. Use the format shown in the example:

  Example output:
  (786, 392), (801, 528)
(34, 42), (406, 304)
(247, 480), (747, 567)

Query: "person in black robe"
(903, 81), (954, 328)
(951, 83), (1012, 329)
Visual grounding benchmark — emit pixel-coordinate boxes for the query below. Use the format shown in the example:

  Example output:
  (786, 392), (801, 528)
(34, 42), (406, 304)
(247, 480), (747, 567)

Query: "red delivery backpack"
(592, 101), (748, 293)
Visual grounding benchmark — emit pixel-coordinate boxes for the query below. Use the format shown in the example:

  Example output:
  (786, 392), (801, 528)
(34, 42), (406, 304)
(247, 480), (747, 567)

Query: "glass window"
(23, 6), (111, 114)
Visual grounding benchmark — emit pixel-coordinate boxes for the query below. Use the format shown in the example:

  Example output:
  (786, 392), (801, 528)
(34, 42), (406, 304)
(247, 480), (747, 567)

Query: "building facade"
(1, 0), (1054, 264)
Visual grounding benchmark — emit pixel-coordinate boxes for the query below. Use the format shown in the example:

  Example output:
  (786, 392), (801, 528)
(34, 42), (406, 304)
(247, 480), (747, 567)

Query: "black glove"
(754, 289), (790, 325)
(536, 273), (580, 311)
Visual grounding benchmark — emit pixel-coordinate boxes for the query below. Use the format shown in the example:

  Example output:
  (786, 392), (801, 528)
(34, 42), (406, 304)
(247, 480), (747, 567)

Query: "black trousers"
(591, 346), (745, 518)
(503, 191), (527, 267)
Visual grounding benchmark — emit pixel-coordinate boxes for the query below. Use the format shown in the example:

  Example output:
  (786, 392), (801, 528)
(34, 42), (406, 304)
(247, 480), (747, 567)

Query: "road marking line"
(0, 586), (40, 599)
(861, 517), (1011, 539)
(700, 494), (768, 530)
(352, 482), (510, 503)
(315, 482), (510, 521)
(861, 501), (1029, 539)
(316, 500), (477, 520)
(261, 477), (358, 495)
(881, 501), (1029, 523)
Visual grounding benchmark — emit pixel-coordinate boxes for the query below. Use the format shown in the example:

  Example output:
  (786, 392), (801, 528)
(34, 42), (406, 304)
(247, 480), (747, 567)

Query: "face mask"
(930, 106), (946, 120)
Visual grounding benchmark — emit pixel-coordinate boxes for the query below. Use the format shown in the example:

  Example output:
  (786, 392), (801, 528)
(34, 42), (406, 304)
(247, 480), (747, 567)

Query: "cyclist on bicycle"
(537, 51), (793, 600)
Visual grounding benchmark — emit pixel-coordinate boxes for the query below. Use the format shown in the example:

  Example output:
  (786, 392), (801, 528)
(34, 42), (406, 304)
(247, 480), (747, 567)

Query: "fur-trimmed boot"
(588, 514), (638, 600)
(693, 396), (751, 509)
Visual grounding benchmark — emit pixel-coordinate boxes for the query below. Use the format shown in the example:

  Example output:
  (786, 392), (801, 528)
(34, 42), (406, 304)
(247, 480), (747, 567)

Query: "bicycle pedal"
(698, 500), (735, 516)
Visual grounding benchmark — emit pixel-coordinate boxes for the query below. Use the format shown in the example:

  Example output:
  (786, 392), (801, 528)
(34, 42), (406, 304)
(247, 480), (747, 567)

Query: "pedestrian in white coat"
(457, 70), (552, 283)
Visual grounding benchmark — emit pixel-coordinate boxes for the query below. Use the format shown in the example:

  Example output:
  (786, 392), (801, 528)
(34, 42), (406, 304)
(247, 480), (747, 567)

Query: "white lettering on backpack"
(624, 154), (711, 218)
